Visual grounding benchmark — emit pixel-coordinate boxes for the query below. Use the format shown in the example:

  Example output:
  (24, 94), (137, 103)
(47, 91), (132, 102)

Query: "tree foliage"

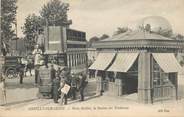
(22, 14), (44, 51)
(113, 27), (129, 36)
(22, 0), (70, 51)
(87, 36), (99, 47)
(87, 34), (109, 47)
(40, 0), (70, 26)
(100, 34), (109, 40)
(171, 33), (184, 40)
(1, 0), (17, 42)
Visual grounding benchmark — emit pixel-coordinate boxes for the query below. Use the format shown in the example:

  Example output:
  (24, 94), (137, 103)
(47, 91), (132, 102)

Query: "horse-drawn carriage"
(0, 56), (24, 78)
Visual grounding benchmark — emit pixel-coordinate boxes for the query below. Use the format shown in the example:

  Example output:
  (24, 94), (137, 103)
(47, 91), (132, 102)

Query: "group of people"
(52, 66), (88, 105)
(39, 64), (88, 105)
(21, 55), (33, 77)
(17, 55), (33, 84)
(31, 44), (88, 105)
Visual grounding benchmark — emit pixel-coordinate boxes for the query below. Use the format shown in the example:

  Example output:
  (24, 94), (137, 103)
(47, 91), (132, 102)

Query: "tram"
(35, 26), (88, 98)
(42, 26), (88, 75)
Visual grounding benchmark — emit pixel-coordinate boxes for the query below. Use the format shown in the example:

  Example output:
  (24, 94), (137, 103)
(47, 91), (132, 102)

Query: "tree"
(171, 33), (184, 40)
(22, 14), (44, 51)
(156, 27), (173, 37)
(87, 34), (109, 47)
(40, 0), (71, 26)
(113, 27), (129, 36)
(87, 36), (100, 47)
(1, 0), (17, 47)
(22, 0), (71, 51)
(99, 34), (109, 40)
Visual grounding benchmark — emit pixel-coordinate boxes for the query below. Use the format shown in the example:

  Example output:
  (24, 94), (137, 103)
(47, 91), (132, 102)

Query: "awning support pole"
(138, 52), (152, 104)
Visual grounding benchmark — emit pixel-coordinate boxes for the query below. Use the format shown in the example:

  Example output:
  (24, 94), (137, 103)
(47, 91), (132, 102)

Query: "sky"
(16, 0), (184, 40)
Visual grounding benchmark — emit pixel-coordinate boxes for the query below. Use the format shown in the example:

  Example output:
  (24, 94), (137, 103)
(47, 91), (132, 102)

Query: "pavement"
(0, 74), (97, 109)
(1, 93), (184, 117)
(2, 75), (38, 105)
(0, 72), (184, 117)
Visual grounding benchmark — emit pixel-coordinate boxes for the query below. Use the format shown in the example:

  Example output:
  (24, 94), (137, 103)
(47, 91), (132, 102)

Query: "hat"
(71, 71), (74, 75)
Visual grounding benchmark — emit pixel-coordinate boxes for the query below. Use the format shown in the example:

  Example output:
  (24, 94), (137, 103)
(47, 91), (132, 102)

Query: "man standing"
(56, 67), (62, 78)
(19, 65), (24, 84)
(70, 72), (77, 100)
(26, 54), (33, 76)
(78, 73), (87, 101)
(32, 45), (43, 84)
(50, 64), (56, 98)
(50, 64), (56, 82)
(59, 67), (70, 105)
(17, 58), (24, 84)
(52, 73), (60, 103)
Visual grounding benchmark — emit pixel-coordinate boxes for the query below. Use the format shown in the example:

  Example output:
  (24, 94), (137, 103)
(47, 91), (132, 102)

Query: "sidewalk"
(4, 76), (38, 106)
(4, 93), (184, 116)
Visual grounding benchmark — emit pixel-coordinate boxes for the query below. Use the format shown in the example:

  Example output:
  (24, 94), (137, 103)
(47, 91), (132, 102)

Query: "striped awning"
(152, 53), (182, 73)
(89, 52), (115, 70)
(107, 53), (139, 72)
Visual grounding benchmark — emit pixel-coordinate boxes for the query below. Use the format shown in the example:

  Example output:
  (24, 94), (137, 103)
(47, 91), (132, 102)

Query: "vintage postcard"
(0, 0), (184, 117)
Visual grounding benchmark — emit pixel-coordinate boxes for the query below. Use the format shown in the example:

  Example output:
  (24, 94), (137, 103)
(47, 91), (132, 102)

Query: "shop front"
(89, 30), (183, 103)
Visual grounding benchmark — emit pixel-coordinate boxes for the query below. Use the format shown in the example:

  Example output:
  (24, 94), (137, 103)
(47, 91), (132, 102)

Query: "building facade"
(43, 26), (88, 74)
(87, 48), (98, 61)
(89, 30), (184, 103)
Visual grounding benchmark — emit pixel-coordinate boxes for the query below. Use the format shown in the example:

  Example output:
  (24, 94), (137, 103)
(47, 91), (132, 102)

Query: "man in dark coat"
(52, 74), (60, 103)
(17, 60), (25, 84)
(78, 73), (87, 101)
(59, 67), (70, 105)
(56, 67), (63, 82)
(70, 72), (77, 100)
(50, 64), (56, 82)
(19, 66), (24, 84)
(50, 64), (56, 98)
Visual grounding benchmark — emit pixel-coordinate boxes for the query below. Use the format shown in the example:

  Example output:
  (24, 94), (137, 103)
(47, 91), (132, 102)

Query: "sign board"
(61, 84), (70, 94)
(44, 26), (66, 52)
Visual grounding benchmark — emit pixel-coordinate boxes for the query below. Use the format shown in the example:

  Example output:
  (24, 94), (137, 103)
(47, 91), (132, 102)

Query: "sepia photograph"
(0, 0), (184, 117)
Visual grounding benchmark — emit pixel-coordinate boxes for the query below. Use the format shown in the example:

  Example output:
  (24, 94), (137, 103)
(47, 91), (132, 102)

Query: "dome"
(137, 16), (173, 35)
